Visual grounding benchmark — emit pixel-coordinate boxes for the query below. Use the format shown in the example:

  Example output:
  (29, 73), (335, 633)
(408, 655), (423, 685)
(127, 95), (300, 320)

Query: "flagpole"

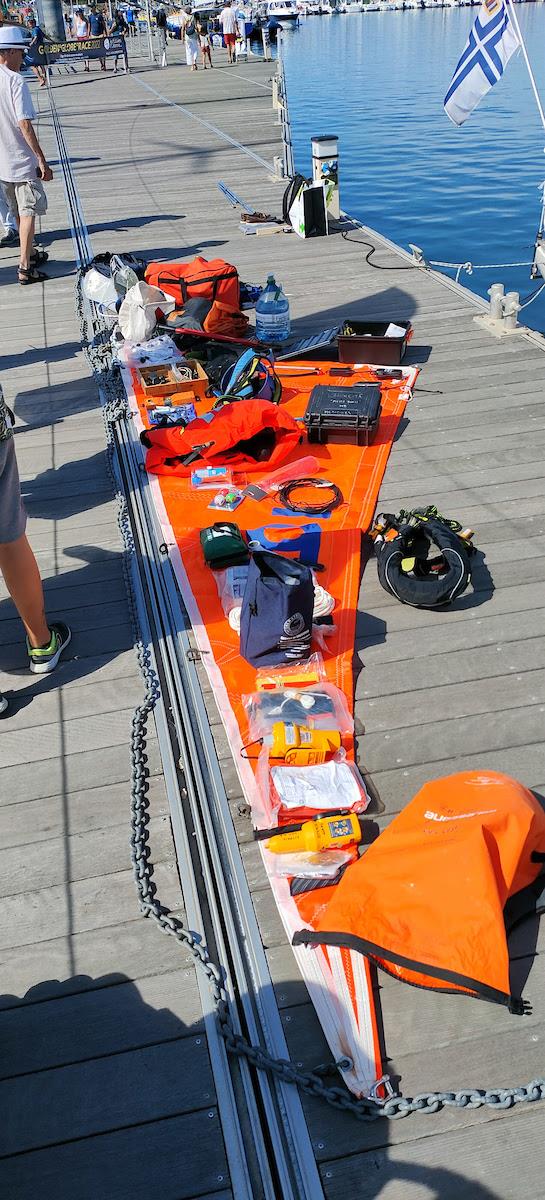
(504, 0), (545, 134)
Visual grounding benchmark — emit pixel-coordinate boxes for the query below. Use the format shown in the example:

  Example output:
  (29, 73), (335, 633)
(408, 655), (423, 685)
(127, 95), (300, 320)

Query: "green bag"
(199, 522), (249, 571)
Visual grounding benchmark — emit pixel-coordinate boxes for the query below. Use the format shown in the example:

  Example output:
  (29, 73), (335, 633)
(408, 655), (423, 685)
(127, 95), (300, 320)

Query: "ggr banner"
(38, 35), (127, 63)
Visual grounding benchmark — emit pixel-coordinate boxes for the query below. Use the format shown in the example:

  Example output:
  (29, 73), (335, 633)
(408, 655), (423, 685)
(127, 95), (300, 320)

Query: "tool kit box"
(137, 360), (208, 400)
(303, 384), (382, 446)
(337, 320), (411, 365)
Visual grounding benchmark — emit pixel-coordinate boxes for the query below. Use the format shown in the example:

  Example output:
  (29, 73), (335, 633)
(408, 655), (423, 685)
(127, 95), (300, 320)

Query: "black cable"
(341, 231), (418, 271)
(278, 478), (343, 516)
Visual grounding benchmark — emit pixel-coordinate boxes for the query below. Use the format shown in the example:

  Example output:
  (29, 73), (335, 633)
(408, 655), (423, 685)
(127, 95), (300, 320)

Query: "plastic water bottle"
(255, 274), (290, 344)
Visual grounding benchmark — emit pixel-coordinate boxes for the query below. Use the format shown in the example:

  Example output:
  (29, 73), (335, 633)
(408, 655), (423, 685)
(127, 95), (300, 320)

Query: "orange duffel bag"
(144, 256), (240, 309)
(294, 771), (545, 1013)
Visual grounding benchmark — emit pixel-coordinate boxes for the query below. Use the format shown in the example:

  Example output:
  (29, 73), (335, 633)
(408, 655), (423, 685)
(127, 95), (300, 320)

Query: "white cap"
(0, 26), (32, 48)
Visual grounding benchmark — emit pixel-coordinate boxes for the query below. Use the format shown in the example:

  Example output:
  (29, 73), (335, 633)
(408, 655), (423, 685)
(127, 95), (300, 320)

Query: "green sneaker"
(27, 621), (72, 675)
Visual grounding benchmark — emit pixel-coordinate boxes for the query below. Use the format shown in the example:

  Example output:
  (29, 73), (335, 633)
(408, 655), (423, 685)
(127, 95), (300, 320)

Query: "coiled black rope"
(278, 477), (343, 516)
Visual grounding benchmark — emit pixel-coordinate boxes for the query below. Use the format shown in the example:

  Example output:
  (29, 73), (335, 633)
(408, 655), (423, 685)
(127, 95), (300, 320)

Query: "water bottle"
(255, 274), (290, 344)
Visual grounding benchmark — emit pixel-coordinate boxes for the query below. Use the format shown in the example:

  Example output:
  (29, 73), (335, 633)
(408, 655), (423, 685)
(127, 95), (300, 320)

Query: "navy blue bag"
(239, 550), (314, 668)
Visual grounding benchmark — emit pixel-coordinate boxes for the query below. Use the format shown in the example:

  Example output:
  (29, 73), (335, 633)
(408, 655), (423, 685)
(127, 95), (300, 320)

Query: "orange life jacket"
(294, 771), (545, 1012)
(141, 398), (302, 477)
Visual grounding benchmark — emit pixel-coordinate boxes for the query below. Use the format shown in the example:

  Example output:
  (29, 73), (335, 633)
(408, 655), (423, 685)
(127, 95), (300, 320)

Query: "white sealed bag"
(118, 282), (175, 343)
(82, 268), (118, 309)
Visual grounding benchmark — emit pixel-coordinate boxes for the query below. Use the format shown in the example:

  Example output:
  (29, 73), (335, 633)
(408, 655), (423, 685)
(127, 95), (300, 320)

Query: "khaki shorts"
(1, 178), (48, 219)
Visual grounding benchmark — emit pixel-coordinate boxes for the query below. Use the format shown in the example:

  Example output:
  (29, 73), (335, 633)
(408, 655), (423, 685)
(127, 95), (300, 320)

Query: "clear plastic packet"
(312, 622), (337, 653)
(208, 488), (245, 512)
(191, 466), (235, 490)
(270, 759), (369, 814)
(254, 748), (369, 826)
(115, 333), (181, 366)
(243, 683), (353, 741)
(264, 848), (353, 879)
(214, 564), (250, 620)
(255, 652), (326, 692)
(257, 455), (321, 493)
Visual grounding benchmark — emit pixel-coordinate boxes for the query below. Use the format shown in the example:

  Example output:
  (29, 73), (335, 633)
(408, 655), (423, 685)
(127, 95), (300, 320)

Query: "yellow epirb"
(267, 721), (341, 766)
(266, 812), (362, 855)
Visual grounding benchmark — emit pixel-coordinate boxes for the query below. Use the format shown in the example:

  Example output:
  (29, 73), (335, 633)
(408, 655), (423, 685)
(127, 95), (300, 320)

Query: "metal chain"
(75, 274), (545, 1124)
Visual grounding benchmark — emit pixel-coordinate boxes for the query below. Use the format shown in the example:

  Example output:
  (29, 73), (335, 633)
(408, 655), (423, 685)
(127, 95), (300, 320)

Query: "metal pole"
(40, 0), (65, 39)
(144, 0), (155, 62)
(505, 0), (545, 133)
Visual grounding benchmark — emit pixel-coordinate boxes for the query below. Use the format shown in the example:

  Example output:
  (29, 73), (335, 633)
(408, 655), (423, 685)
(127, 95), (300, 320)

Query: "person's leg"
(0, 184), (18, 246)
(14, 181), (48, 282)
(0, 439), (71, 673)
(18, 213), (35, 273)
(0, 533), (49, 648)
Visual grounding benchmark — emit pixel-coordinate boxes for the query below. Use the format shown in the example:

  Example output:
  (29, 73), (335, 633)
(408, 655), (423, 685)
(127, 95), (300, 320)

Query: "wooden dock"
(1, 35), (545, 1198)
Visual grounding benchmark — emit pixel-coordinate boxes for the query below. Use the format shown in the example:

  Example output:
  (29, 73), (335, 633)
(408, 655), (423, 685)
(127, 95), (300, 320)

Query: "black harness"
(372, 506), (475, 609)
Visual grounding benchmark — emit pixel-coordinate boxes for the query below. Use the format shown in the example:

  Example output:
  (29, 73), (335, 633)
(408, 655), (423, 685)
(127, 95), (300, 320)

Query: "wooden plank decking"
(1, 34), (545, 1199)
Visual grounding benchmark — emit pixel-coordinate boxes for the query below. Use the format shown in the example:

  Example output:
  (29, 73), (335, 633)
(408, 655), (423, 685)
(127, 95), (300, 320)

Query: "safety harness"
(371, 505), (475, 609)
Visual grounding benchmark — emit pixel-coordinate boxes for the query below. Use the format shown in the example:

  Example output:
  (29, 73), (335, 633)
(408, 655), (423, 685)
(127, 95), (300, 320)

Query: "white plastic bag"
(118, 282), (175, 343)
(82, 268), (118, 309)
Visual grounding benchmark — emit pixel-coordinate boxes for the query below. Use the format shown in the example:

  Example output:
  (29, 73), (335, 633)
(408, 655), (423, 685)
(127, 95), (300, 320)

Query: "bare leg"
(0, 534), (50, 648)
(18, 214), (35, 272)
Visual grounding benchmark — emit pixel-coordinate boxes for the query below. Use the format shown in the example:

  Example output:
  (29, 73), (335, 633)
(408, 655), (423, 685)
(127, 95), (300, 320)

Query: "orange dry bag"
(144, 256), (240, 310)
(294, 771), (545, 1013)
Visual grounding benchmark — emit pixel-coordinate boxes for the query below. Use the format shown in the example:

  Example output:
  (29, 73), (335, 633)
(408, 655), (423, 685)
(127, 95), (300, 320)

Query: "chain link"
(75, 274), (545, 1124)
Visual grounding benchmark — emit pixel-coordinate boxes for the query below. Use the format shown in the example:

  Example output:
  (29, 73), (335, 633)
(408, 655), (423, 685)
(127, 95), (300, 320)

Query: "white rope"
(519, 281), (545, 310)
(430, 259), (532, 272)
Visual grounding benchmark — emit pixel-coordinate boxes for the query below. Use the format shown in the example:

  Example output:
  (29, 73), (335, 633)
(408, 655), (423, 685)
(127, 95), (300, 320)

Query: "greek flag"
(444, 0), (519, 126)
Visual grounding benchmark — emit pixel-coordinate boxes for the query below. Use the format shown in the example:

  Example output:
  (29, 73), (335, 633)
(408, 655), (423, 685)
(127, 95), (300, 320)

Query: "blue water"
(281, 8), (545, 331)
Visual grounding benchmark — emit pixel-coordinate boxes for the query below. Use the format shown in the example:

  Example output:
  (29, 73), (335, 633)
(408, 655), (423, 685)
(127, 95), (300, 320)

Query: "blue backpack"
(240, 550), (314, 667)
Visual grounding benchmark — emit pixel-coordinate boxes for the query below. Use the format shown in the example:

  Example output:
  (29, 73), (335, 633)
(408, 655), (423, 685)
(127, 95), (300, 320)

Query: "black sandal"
(18, 265), (48, 285)
(31, 248), (49, 265)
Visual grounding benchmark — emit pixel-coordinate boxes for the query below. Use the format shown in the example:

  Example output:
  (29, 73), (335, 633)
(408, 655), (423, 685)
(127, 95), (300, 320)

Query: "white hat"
(0, 26), (32, 48)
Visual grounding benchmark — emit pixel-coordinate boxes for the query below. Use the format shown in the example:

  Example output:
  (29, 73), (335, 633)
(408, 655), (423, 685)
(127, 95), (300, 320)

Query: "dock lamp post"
(311, 134), (340, 222)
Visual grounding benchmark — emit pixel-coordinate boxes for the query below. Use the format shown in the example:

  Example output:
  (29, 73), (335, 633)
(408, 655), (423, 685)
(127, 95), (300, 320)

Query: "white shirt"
(219, 6), (237, 33)
(0, 64), (38, 184)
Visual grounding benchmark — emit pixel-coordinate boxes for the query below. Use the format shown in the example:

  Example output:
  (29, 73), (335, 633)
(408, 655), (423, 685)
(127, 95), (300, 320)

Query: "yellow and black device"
(266, 812), (363, 855)
(266, 722), (342, 766)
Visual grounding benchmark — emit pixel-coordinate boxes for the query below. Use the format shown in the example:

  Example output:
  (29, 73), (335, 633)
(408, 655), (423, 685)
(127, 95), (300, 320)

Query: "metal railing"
(276, 32), (295, 178)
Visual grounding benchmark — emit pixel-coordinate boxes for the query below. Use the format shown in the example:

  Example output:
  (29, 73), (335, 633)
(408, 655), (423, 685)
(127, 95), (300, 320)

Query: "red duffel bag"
(141, 399), (302, 478)
(144, 256), (240, 309)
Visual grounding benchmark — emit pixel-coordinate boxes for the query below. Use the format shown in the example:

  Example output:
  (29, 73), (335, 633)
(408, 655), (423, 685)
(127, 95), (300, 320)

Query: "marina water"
(281, 7), (545, 333)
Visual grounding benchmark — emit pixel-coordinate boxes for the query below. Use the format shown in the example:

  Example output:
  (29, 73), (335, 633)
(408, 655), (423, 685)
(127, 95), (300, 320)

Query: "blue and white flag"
(444, 0), (519, 126)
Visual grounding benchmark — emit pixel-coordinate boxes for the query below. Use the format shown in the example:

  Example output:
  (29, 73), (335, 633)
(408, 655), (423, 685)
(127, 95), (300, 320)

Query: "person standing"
(108, 8), (129, 73)
(219, 1), (237, 64)
(0, 25), (51, 285)
(88, 5), (107, 70)
(125, 4), (135, 36)
(73, 7), (91, 71)
(26, 17), (46, 87)
(0, 382), (71, 718)
(197, 14), (212, 69)
(181, 6), (198, 71)
(155, 4), (168, 68)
